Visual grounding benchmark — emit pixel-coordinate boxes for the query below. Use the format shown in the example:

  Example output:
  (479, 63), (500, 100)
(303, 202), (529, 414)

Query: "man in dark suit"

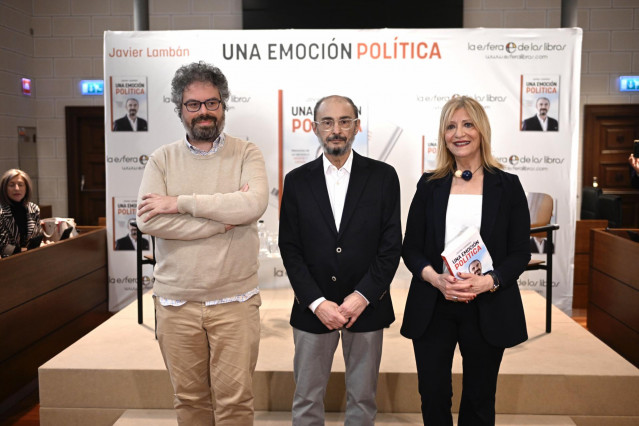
(115, 218), (149, 250)
(521, 97), (558, 131)
(113, 98), (148, 131)
(279, 95), (402, 426)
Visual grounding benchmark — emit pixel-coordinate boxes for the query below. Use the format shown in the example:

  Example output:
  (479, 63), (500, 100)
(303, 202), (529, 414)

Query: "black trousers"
(412, 295), (504, 426)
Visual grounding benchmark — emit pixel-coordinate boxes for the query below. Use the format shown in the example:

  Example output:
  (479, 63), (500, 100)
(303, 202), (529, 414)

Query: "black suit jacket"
(279, 151), (402, 334)
(113, 116), (148, 131)
(400, 169), (530, 348)
(521, 115), (558, 131)
(115, 235), (149, 251)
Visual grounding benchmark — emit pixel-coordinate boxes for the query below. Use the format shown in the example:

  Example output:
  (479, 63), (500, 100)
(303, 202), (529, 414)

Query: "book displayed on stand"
(441, 227), (493, 278)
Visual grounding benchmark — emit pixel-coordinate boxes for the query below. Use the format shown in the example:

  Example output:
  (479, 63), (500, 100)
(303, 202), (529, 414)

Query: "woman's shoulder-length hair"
(429, 95), (503, 181)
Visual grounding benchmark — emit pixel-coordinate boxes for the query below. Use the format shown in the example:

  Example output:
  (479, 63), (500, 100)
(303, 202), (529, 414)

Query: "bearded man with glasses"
(279, 95), (402, 425)
(136, 61), (268, 426)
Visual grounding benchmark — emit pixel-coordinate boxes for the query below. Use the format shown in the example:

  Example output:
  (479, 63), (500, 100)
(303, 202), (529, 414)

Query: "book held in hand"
(441, 227), (493, 278)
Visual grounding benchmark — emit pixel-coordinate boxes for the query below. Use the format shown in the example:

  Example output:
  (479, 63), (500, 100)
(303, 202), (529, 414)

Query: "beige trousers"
(154, 294), (261, 426)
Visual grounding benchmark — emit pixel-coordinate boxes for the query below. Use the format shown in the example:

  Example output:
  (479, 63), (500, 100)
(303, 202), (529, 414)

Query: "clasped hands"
(315, 292), (367, 330)
(424, 266), (493, 303)
(137, 184), (249, 231)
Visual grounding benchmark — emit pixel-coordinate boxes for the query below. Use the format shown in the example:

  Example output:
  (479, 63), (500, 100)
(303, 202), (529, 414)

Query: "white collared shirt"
(309, 151), (368, 313)
(127, 234), (137, 248)
(128, 116), (138, 131)
(323, 151), (353, 231)
(184, 133), (225, 156)
(537, 114), (548, 131)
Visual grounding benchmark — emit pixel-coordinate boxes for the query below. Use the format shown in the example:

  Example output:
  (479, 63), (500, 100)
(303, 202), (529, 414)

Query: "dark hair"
(313, 95), (358, 121)
(0, 169), (33, 206)
(171, 61), (230, 118)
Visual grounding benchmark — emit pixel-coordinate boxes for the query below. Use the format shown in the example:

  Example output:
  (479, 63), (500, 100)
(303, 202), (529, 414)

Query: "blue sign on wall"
(80, 80), (104, 95)
(619, 76), (639, 92)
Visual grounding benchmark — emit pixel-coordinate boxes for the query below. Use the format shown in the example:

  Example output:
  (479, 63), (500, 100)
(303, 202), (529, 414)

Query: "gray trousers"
(292, 327), (384, 426)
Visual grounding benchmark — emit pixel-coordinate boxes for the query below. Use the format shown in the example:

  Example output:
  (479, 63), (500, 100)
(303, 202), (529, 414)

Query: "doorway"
(583, 104), (639, 228)
(65, 106), (105, 226)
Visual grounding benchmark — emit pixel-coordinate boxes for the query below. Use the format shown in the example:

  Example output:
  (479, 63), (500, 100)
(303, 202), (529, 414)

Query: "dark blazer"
(400, 169), (530, 348)
(279, 151), (402, 334)
(113, 116), (148, 131)
(115, 235), (149, 251)
(521, 115), (558, 131)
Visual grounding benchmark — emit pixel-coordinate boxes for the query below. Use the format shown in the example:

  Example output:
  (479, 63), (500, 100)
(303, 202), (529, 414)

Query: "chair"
(580, 185), (623, 227)
(598, 194), (622, 228)
(580, 186), (602, 219)
(133, 221), (155, 325)
(525, 192), (560, 333)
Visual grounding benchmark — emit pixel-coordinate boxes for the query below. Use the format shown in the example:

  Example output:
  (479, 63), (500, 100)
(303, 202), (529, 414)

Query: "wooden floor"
(0, 310), (591, 426)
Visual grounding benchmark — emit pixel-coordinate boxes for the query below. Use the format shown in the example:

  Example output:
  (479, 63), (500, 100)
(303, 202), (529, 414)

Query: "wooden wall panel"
(590, 270), (639, 332)
(0, 227), (109, 406)
(572, 220), (607, 309)
(574, 254), (590, 284)
(591, 231), (639, 290)
(0, 268), (107, 362)
(0, 304), (109, 403)
(0, 228), (107, 314)
(588, 228), (639, 368)
(587, 304), (638, 367)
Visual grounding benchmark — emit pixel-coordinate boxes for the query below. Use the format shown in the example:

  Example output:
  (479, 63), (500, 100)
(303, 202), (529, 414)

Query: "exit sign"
(80, 80), (104, 95)
(619, 76), (639, 92)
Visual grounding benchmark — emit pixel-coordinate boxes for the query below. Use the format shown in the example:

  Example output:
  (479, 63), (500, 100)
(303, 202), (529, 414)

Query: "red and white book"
(441, 227), (494, 278)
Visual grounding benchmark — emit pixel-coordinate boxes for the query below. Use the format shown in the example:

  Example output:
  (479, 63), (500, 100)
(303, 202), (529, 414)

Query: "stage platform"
(39, 284), (639, 426)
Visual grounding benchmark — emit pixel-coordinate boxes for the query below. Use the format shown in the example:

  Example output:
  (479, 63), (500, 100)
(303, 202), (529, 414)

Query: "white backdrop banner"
(104, 29), (582, 313)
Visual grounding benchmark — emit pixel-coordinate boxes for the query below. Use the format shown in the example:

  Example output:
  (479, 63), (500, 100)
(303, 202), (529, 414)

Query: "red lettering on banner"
(356, 41), (441, 59)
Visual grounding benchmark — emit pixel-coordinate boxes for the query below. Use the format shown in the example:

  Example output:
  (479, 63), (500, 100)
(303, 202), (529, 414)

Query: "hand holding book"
(436, 227), (497, 301)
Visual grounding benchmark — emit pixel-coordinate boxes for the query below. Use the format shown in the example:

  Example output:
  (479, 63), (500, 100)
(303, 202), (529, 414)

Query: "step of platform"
(39, 286), (639, 426)
(113, 409), (580, 426)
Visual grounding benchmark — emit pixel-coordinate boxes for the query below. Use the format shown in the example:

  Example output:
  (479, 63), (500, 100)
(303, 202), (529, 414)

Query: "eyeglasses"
(183, 98), (222, 113)
(313, 118), (359, 132)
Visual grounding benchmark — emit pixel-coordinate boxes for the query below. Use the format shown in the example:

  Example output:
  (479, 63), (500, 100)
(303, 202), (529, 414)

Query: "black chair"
(133, 221), (155, 325)
(598, 194), (622, 228)
(580, 186), (623, 228)
(525, 192), (559, 333)
(580, 186), (602, 219)
(526, 224), (559, 333)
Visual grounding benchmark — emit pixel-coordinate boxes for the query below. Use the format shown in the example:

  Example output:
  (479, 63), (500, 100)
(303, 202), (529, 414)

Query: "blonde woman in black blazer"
(401, 96), (531, 425)
(0, 169), (42, 257)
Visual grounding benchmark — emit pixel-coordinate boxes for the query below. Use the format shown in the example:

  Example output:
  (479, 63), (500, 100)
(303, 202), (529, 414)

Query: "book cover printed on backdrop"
(109, 76), (149, 132)
(519, 74), (560, 131)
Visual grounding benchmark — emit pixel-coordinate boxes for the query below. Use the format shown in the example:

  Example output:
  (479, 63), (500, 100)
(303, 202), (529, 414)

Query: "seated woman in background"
(0, 169), (43, 257)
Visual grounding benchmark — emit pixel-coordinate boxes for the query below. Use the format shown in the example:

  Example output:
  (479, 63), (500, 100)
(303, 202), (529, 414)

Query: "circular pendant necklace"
(454, 165), (483, 181)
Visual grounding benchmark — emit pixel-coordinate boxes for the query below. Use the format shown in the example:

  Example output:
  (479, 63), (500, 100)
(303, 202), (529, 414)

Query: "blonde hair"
(0, 169), (34, 205)
(430, 95), (503, 180)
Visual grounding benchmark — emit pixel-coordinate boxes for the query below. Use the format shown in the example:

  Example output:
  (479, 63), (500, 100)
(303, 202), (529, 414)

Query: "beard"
(321, 134), (354, 157)
(185, 113), (225, 142)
